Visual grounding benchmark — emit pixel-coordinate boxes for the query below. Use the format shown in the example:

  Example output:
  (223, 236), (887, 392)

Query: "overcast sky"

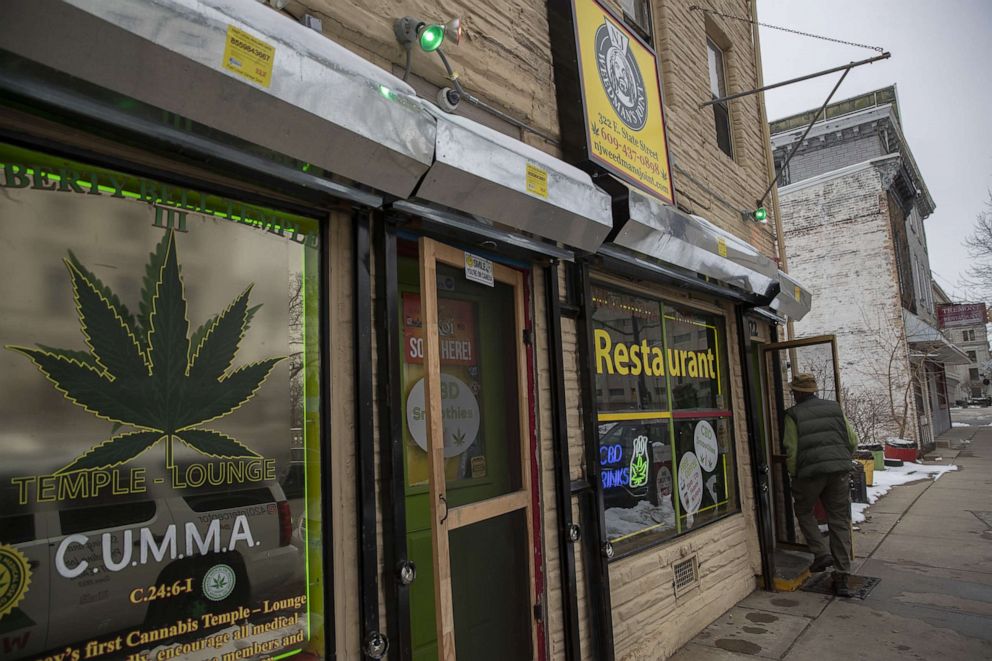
(757, 0), (992, 302)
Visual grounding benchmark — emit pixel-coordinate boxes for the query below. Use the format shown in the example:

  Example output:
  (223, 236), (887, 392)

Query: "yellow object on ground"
(856, 458), (874, 486)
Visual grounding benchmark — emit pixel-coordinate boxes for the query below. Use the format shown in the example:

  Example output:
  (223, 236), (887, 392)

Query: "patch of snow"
(951, 406), (963, 410)
(886, 437), (916, 446)
(852, 461), (958, 523)
(605, 498), (675, 539)
(952, 422), (971, 427)
(851, 502), (871, 524)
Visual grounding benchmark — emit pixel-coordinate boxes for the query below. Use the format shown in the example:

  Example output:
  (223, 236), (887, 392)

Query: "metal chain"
(688, 5), (886, 53)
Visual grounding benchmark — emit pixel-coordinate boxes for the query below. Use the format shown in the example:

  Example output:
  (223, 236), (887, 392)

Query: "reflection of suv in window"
(600, 421), (673, 510)
(1, 483), (299, 660)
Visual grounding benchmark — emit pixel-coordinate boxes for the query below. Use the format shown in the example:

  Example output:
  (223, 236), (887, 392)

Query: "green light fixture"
(753, 207), (768, 223)
(395, 16), (462, 54)
(419, 23), (446, 52)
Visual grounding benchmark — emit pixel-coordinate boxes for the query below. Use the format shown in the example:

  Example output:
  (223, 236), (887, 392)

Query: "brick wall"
(784, 134), (884, 185)
(653, 0), (777, 257)
(781, 161), (920, 441)
(285, 0), (778, 259)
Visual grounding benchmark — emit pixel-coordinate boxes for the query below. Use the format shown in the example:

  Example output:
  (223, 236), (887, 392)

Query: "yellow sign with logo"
(573, 0), (674, 203)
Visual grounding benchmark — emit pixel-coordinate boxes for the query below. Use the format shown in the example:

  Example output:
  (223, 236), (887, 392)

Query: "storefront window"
(592, 284), (739, 556)
(0, 144), (327, 660)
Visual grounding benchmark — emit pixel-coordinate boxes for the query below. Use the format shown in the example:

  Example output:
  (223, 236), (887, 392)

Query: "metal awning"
(903, 309), (971, 366)
(0, 0), (435, 198)
(769, 270), (813, 321)
(611, 187), (780, 299)
(413, 102), (612, 253)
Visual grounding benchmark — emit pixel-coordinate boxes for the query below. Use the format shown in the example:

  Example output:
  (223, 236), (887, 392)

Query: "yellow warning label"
(717, 237), (728, 258)
(222, 25), (275, 88)
(794, 286), (802, 301)
(526, 162), (549, 198)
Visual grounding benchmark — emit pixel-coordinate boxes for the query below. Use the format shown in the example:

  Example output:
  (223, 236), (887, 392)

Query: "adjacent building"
(936, 298), (991, 404)
(0, 2), (811, 660)
(771, 86), (966, 449)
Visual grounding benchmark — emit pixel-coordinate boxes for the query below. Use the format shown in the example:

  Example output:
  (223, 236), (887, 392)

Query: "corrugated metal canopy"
(904, 309), (971, 366)
(413, 101), (613, 253)
(611, 187), (782, 300)
(770, 270), (813, 321)
(0, 0), (436, 198)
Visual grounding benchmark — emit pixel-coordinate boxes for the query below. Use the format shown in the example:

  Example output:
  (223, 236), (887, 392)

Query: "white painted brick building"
(771, 87), (965, 447)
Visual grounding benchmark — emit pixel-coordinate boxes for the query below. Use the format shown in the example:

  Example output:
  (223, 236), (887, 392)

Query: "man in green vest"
(783, 373), (859, 598)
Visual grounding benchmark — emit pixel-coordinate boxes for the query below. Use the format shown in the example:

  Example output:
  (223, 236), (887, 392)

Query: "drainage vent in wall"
(673, 555), (699, 596)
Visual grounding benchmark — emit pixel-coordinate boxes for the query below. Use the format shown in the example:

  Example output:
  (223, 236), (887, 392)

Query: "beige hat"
(790, 373), (818, 393)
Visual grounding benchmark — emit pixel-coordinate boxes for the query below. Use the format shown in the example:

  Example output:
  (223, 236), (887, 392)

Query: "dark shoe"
(810, 555), (834, 573)
(833, 572), (856, 598)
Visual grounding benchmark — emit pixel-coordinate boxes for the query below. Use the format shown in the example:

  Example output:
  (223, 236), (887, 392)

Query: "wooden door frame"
(418, 237), (537, 661)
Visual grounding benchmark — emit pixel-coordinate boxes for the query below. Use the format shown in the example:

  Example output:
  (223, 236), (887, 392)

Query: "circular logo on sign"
(202, 564), (236, 602)
(0, 544), (31, 621)
(594, 19), (648, 130)
(678, 452), (703, 515)
(407, 374), (481, 458)
(694, 420), (719, 473)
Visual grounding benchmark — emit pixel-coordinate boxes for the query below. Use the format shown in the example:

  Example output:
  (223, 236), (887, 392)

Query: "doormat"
(800, 572), (880, 600)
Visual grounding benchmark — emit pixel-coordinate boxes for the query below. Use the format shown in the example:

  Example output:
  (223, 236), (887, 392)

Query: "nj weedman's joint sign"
(574, 0), (674, 203)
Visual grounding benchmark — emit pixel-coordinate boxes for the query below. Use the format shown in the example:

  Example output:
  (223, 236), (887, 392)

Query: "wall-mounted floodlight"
(742, 207), (768, 224)
(394, 16), (462, 53)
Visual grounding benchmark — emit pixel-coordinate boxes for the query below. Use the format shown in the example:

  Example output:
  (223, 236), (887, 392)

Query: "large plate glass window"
(0, 144), (327, 660)
(592, 284), (739, 557)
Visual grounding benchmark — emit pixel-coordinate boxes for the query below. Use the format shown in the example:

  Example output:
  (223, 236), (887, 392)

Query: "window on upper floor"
(964, 329), (977, 343)
(618, 0), (653, 41)
(970, 367), (980, 381)
(707, 38), (733, 159)
(968, 350), (978, 363)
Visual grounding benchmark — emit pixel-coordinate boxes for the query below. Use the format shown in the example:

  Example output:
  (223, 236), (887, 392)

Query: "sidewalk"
(670, 427), (992, 660)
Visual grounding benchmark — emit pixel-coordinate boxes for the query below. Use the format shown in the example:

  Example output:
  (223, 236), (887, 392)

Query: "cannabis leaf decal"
(629, 453), (649, 489)
(6, 230), (284, 473)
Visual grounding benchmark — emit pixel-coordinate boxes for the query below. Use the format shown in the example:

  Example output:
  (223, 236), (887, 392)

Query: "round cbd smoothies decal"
(694, 420), (719, 473)
(594, 18), (648, 130)
(407, 373), (481, 458)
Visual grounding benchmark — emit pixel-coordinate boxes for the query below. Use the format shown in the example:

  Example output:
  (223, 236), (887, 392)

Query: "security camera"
(437, 86), (461, 112)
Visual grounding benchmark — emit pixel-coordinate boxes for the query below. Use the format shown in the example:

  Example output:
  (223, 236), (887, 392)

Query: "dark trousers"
(791, 471), (853, 573)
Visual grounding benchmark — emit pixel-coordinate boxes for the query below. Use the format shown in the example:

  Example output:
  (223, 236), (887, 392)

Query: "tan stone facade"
(0, 2), (792, 660)
(293, 1), (782, 659)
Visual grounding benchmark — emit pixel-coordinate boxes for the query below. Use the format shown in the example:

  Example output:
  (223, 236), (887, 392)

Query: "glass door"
(762, 335), (842, 545)
(401, 238), (535, 661)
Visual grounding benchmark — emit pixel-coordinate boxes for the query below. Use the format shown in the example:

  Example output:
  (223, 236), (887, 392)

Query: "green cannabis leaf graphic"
(629, 454), (649, 488)
(211, 575), (227, 590)
(6, 230), (284, 473)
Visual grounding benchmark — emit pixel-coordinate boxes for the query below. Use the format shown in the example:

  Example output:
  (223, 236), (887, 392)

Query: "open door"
(762, 335), (842, 546)
(405, 237), (536, 661)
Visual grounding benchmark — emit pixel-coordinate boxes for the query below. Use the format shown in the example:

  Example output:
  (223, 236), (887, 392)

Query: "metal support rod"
(757, 66), (851, 209)
(375, 217), (412, 659)
(570, 261), (616, 661)
(353, 211), (383, 658)
(699, 52), (889, 108)
(545, 262), (581, 661)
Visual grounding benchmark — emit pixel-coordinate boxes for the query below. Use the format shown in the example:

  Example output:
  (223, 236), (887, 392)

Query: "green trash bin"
(865, 443), (885, 471)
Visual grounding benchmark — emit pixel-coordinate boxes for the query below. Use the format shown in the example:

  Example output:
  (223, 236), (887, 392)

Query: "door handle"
(439, 494), (449, 525)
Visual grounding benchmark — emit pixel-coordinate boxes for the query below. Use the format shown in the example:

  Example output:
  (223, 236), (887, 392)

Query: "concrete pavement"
(670, 421), (992, 660)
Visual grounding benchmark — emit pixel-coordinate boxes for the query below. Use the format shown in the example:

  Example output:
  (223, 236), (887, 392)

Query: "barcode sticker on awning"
(526, 162), (548, 198)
